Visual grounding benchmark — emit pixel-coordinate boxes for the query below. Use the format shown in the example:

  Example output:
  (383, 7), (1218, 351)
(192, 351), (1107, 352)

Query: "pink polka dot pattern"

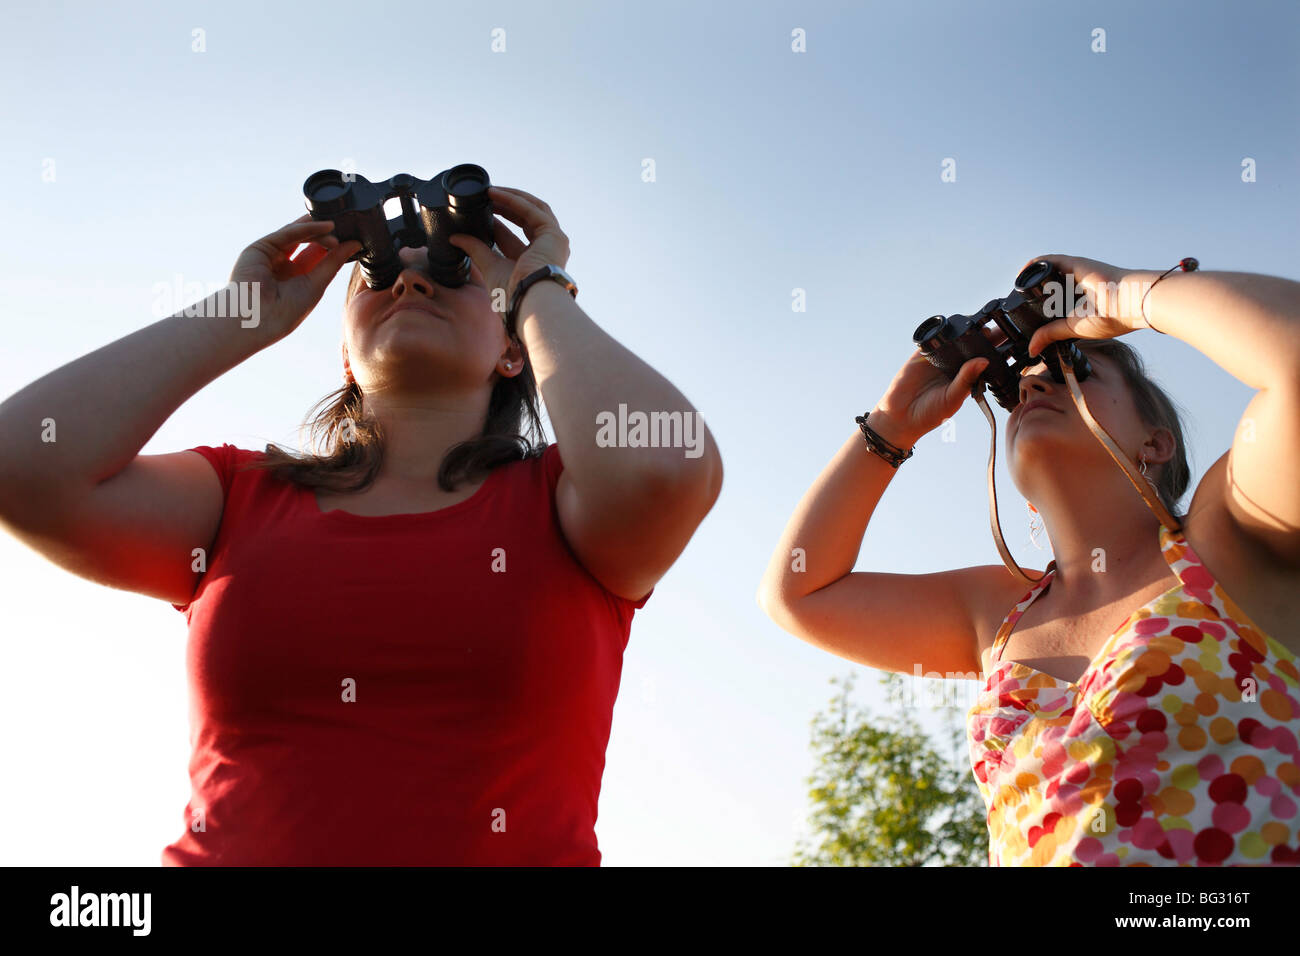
(967, 524), (1300, 866)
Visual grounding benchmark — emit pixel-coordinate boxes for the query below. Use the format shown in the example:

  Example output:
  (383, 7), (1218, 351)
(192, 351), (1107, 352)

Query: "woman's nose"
(391, 267), (436, 298)
(1018, 366), (1056, 405)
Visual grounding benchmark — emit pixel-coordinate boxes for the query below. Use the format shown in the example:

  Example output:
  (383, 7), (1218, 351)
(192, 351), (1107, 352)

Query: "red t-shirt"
(163, 442), (650, 866)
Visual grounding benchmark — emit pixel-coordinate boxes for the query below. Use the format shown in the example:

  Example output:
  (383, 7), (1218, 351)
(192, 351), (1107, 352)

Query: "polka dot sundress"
(967, 523), (1300, 865)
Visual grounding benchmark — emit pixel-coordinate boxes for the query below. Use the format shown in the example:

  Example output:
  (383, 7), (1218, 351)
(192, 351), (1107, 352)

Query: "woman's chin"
(1008, 429), (1074, 466)
(366, 339), (460, 375)
(371, 324), (453, 355)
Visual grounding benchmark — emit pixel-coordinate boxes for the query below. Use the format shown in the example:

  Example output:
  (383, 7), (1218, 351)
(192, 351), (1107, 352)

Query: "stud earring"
(505, 362), (513, 370)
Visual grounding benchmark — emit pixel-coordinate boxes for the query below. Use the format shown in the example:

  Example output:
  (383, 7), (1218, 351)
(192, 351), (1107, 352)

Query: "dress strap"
(1156, 523), (1244, 628)
(989, 559), (1057, 664)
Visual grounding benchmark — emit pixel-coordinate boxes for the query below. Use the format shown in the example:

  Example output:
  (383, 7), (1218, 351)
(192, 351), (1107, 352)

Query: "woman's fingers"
(304, 240), (362, 289)
(284, 240), (330, 276)
(265, 216), (337, 251)
(488, 186), (555, 238)
(279, 231), (358, 280)
(933, 359), (980, 416)
(448, 231), (497, 264)
(1027, 319), (1073, 357)
(491, 216), (528, 259)
(277, 238), (358, 293)
(491, 184), (553, 213)
(249, 222), (336, 270)
(950, 356), (990, 404)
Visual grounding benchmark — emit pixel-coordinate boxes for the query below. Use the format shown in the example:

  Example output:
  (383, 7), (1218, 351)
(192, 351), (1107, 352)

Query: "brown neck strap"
(980, 361), (1183, 586)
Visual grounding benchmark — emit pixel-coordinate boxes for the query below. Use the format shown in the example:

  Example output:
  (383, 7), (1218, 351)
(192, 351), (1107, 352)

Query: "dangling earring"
(1027, 501), (1047, 551)
(1139, 454), (1158, 492)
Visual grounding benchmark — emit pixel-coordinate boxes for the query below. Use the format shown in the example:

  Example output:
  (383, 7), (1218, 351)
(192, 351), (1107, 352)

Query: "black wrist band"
(855, 411), (915, 468)
(506, 265), (576, 337)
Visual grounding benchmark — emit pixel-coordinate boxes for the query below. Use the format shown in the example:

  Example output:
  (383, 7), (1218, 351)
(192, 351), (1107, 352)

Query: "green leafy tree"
(793, 671), (988, 866)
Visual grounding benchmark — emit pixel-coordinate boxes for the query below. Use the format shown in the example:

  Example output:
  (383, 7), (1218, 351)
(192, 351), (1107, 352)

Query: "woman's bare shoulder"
(956, 563), (1045, 663)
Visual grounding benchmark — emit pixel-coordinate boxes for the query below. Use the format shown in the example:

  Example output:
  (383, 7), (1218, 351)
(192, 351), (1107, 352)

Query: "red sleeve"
(171, 443), (243, 613)
(540, 442), (653, 611)
(184, 443), (241, 502)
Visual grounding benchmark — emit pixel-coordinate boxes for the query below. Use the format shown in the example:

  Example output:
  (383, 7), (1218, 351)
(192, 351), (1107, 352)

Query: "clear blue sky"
(1, 0), (1296, 865)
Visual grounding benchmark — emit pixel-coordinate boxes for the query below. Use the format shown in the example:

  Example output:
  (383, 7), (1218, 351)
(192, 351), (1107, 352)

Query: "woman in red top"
(0, 185), (722, 865)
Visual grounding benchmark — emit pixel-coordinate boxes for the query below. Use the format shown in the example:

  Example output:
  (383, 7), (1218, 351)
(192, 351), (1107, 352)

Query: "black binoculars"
(912, 261), (1093, 411)
(303, 164), (495, 290)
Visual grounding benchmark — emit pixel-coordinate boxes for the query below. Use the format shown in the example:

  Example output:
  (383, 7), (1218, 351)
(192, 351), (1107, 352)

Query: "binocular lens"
(311, 182), (347, 202)
(447, 177), (481, 197)
(443, 164), (490, 204)
(1014, 261), (1053, 294)
(913, 315), (948, 347)
(304, 170), (352, 215)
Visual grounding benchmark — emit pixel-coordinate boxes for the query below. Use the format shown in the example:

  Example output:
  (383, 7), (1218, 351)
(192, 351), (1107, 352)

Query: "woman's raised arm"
(756, 349), (1021, 677)
(0, 216), (359, 604)
(1024, 255), (1300, 566)
(452, 186), (723, 602)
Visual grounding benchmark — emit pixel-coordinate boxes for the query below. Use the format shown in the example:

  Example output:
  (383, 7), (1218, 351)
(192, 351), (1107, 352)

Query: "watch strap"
(505, 265), (577, 336)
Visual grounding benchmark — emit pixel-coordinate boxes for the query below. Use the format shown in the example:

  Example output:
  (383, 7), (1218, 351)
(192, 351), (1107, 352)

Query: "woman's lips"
(1014, 400), (1061, 429)
(384, 303), (445, 322)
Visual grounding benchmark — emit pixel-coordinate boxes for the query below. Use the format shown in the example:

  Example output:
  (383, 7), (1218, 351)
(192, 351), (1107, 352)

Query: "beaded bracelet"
(854, 411), (915, 468)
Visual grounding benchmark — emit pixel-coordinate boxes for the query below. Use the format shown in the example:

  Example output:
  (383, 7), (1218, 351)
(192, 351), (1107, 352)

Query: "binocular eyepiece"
(913, 260), (1092, 411)
(303, 164), (495, 290)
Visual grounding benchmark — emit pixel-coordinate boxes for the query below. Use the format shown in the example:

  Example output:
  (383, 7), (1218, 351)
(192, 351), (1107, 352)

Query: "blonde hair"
(1075, 339), (1191, 521)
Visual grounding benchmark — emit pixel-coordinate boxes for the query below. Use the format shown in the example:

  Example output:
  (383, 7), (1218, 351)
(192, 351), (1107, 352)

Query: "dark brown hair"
(1073, 338), (1192, 521)
(241, 261), (547, 494)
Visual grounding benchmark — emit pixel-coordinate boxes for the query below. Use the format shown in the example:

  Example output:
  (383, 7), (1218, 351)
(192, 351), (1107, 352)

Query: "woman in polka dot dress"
(972, 521), (1299, 864)
(759, 255), (1300, 865)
